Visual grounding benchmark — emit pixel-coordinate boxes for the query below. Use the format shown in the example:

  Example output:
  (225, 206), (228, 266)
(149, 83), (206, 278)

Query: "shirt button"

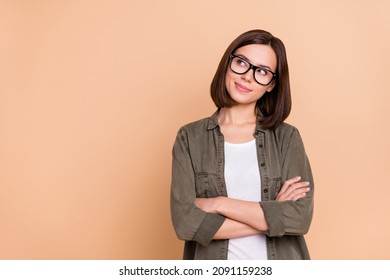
(259, 143), (263, 148)
(260, 162), (265, 167)
(263, 188), (268, 193)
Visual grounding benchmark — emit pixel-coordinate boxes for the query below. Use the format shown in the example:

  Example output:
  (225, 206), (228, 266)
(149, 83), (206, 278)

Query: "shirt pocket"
(267, 176), (282, 200)
(195, 172), (219, 198)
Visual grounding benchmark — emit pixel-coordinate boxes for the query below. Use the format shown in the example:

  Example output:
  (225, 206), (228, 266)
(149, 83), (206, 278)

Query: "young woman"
(170, 29), (314, 260)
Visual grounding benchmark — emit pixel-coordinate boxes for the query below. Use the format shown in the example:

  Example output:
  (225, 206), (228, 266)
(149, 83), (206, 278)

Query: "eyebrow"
(235, 54), (273, 71)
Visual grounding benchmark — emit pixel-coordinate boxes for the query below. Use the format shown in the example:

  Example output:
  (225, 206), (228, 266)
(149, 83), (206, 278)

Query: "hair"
(210, 29), (291, 129)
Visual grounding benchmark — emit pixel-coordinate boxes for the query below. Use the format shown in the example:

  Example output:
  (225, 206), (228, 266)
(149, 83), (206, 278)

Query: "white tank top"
(224, 139), (267, 260)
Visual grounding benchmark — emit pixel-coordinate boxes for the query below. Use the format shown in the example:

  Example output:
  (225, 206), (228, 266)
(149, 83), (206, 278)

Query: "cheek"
(266, 81), (276, 92)
(253, 86), (269, 98)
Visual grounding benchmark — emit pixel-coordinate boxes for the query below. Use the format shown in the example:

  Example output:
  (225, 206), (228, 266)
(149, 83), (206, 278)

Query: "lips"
(234, 82), (251, 93)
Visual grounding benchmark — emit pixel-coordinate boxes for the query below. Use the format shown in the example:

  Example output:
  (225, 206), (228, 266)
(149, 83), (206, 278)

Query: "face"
(225, 44), (277, 107)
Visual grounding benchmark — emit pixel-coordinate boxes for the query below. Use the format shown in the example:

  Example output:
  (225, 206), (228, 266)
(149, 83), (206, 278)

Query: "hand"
(194, 197), (221, 213)
(276, 176), (310, 202)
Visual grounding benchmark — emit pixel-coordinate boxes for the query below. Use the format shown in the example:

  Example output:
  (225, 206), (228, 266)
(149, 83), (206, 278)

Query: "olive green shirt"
(170, 110), (314, 259)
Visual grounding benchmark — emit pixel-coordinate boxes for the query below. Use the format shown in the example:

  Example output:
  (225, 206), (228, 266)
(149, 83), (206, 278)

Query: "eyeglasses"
(229, 54), (277, 86)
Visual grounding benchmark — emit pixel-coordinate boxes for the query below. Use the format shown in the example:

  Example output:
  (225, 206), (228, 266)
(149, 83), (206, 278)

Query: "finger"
(277, 186), (310, 202)
(284, 182), (309, 198)
(288, 187), (310, 200)
(278, 176), (302, 195)
(291, 191), (308, 201)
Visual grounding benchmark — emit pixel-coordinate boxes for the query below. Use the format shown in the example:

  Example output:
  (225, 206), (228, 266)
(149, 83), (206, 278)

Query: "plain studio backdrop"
(0, 0), (389, 259)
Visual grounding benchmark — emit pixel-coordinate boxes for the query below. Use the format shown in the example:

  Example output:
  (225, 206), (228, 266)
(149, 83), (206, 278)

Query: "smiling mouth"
(235, 82), (251, 93)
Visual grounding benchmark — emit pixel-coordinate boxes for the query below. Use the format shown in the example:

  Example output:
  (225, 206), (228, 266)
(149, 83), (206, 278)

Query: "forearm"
(216, 197), (268, 231)
(195, 177), (311, 235)
(213, 218), (262, 239)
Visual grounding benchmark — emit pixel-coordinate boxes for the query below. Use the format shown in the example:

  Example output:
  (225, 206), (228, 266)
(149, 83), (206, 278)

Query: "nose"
(241, 68), (254, 83)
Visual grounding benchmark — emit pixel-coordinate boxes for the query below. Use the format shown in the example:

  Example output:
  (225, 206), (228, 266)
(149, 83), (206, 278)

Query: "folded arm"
(195, 176), (310, 237)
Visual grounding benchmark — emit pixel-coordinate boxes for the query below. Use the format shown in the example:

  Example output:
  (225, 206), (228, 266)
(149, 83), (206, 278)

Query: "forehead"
(234, 44), (277, 70)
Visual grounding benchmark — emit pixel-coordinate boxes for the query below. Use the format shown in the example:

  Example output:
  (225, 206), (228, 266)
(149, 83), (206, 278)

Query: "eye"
(256, 68), (268, 76)
(235, 58), (249, 67)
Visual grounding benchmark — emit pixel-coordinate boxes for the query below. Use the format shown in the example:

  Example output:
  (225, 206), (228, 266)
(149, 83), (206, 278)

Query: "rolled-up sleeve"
(170, 128), (225, 247)
(260, 127), (314, 237)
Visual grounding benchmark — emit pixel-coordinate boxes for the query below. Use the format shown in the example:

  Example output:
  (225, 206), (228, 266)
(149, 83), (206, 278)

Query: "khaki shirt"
(170, 110), (314, 259)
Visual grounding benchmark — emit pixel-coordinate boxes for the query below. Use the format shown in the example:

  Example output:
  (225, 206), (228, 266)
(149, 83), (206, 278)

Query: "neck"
(218, 105), (257, 126)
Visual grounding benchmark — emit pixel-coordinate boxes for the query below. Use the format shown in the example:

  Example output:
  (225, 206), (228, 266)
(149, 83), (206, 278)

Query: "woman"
(170, 29), (314, 260)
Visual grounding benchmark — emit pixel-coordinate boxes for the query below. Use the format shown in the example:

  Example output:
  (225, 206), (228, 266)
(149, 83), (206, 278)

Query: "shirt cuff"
(193, 213), (226, 246)
(259, 201), (285, 237)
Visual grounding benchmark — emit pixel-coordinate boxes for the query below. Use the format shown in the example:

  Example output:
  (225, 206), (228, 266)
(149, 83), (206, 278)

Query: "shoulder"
(177, 111), (218, 136)
(179, 117), (211, 133)
(266, 122), (304, 149)
(273, 122), (298, 136)
(173, 114), (217, 150)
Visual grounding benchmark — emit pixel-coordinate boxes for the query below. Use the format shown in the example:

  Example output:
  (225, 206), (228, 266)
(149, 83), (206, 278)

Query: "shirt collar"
(207, 109), (220, 130)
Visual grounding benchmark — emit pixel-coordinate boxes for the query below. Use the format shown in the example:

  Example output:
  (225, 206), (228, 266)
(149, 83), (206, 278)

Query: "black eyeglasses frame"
(229, 54), (277, 86)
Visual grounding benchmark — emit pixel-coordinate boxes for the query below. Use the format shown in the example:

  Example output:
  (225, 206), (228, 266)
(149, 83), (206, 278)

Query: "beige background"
(1, 0), (389, 259)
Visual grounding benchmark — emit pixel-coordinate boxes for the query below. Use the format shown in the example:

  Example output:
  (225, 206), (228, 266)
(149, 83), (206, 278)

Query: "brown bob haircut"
(210, 29), (291, 129)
